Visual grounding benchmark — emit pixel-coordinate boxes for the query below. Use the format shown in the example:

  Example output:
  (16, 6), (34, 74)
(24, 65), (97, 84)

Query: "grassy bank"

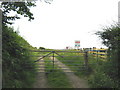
(2, 26), (39, 88)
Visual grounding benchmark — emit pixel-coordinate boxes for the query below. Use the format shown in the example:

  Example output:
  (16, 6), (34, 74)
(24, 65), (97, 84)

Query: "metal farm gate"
(30, 50), (91, 73)
(30, 49), (107, 88)
(31, 50), (100, 88)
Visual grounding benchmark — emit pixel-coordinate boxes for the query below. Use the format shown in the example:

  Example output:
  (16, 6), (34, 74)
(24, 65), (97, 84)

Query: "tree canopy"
(96, 24), (120, 49)
(1, 1), (53, 26)
(1, 2), (36, 26)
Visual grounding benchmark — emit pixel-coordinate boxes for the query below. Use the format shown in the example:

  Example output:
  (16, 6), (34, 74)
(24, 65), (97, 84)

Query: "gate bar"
(30, 50), (83, 53)
(34, 52), (53, 62)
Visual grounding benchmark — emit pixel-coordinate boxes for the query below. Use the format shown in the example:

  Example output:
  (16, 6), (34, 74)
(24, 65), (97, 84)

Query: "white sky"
(11, 0), (119, 49)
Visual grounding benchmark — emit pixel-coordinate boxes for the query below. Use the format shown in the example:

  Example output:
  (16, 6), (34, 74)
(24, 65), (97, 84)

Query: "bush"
(88, 70), (115, 88)
(88, 23), (120, 89)
(2, 26), (37, 88)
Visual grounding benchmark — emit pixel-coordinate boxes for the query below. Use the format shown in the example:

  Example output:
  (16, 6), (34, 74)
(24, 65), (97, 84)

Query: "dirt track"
(33, 58), (48, 88)
(34, 57), (89, 88)
(50, 57), (89, 88)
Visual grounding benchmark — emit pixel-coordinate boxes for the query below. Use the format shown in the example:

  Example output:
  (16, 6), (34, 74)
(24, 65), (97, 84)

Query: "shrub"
(88, 23), (120, 89)
(2, 26), (37, 88)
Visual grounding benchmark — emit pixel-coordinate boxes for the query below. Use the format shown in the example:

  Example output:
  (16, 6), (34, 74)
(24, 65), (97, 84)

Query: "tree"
(96, 24), (120, 61)
(1, 1), (52, 87)
(1, 1), (53, 26)
(1, 2), (37, 87)
(39, 47), (45, 50)
(1, 2), (36, 26)
(95, 23), (120, 88)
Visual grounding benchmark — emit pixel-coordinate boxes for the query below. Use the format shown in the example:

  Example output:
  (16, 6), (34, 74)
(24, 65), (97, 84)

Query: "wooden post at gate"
(84, 51), (88, 69)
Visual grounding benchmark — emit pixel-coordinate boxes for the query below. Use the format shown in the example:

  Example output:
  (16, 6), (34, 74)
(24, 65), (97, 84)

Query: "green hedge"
(88, 60), (119, 88)
(2, 26), (37, 88)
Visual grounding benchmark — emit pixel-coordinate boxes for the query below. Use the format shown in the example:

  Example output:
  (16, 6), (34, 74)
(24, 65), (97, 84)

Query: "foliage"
(88, 59), (118, 88)
(96, 24), (120, 63)
(88, 70), (115, 88)
(89, 23), (120, 88)
(2, 26), (38, 88)
(1, 1), (52, 88)
(1, 2), (36, 26)
(39, 47), (45, 50)
(96, 24), (120, 48)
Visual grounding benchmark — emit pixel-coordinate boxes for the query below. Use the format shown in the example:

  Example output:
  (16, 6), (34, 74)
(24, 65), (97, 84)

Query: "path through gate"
(31, 50), (90, 73)
(32, 50), (92, 88)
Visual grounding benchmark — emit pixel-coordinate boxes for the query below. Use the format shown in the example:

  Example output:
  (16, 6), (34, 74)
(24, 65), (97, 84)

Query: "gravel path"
(50, 57), (89, 88)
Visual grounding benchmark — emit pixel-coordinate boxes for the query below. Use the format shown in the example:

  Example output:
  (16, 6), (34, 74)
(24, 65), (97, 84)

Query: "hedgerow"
(88, 23), (120, 89)
(2, 26), (37, 88)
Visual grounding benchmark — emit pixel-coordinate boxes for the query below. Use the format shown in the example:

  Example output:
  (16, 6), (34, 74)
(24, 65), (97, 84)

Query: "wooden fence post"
(84, 51), (88, 69)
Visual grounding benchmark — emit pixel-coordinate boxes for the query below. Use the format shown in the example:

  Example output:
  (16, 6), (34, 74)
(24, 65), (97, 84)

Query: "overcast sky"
(11, 0), (119, 49)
